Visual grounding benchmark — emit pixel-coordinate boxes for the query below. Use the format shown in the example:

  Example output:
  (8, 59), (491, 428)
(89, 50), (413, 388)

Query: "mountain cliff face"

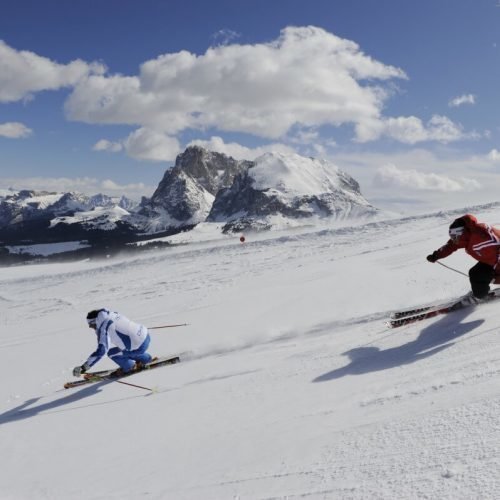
(208, 152), (378, 232)
(136, 169), (215, 233)
(173, 146), (252, 194)
(136, 146), (250, 232)
(0, 147), (378, 251)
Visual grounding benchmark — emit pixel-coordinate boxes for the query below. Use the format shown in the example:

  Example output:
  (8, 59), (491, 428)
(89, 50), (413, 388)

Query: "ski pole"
(114, 379), (153, 392)
(149, 323), (188, 330)
(85, 374), (153, 392)
(437, 261), (468, 277)
(86, 375), (154, 392)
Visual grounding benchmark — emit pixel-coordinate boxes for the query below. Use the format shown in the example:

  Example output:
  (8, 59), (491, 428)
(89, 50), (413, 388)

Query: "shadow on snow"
(313, 308), (483, 382)
(0, 380), (143, 425)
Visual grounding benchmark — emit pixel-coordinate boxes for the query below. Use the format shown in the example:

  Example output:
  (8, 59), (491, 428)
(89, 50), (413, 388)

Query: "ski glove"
(73, 363), (89, 377)
(426, 252), (439, 263)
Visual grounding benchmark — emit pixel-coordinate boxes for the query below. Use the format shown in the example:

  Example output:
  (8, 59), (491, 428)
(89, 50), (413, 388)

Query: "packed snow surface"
(3, 204), (500, 499)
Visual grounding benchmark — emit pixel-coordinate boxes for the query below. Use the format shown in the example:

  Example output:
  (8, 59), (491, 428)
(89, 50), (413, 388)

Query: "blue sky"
(2, 0), (500, 214)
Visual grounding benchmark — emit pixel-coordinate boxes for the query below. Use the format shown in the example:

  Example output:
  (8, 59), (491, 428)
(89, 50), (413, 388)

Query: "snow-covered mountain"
(0, 190), (144, 258)
(50, 205), (133, 231)
(208, 152), (378, 232)
(0, 147), (378, 258)
(3, 204), (500, 499)
(0, 190), (137, 226)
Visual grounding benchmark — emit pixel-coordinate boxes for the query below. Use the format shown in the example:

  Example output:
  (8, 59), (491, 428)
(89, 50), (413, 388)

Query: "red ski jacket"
(434, 214), (500, 269)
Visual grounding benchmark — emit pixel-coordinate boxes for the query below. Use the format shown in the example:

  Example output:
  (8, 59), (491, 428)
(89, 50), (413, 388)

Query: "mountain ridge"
(1, 146), (379, 260)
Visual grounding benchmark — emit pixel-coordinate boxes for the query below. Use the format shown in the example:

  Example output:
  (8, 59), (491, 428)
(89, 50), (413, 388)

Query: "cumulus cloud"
(356, 115), (474, 144)
(0, 40), (105, 103)
(372, 163), (480, 192)
(65, 26), (407, 140)
(0, 122), (32, 138)
(449, 94), (476, 107)
(188, 136), (296, 160)
(92, 129), (180, 161)
(487, 149), (500, 161)
(92, 139), (123, 153)
(123, 127), (180, 162)
(99, 179), (150, 195)
(1, 27), (476, 164)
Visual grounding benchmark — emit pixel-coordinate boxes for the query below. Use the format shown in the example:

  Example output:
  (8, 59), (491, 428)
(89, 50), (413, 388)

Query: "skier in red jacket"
(427, 214), (500, 303)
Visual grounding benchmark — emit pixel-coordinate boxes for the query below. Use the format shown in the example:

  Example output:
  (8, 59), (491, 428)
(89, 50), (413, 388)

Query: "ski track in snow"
(3, 205), (500, 498)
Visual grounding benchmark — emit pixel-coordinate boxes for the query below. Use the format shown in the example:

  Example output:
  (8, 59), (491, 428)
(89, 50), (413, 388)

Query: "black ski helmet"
(86, 309), (101, 327)
(449, 218), (466, 241)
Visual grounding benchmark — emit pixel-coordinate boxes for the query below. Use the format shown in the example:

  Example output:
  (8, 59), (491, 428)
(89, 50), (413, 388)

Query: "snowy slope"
(250, 152), (360, 195)
(2, 204), (500, 499)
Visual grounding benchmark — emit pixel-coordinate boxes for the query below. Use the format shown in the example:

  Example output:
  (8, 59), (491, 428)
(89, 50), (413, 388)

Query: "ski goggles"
(449, 227), (465, 241)
(87, 318), (97, 328)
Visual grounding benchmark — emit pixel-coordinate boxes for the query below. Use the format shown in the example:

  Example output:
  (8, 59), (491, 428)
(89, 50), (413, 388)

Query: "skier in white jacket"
(73, 308), (153, 378)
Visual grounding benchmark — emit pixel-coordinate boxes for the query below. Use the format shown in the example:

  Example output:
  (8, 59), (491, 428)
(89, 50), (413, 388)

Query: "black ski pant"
(469, 261), (495, 298)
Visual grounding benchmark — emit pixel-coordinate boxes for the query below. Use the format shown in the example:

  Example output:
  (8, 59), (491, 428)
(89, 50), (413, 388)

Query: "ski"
(64, 355), (180, 389)
(390, 303), (448, 319)
(388, 305), (455, 328)
(388, 288), (500, 329)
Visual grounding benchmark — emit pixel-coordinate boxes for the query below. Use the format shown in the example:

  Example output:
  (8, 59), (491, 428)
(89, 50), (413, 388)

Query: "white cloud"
(123, 127), (180, 162)
(0, 122), (32, 138)
(92, 139), (123, 153)
(372, 163), (480, 192)
(288, 127), (321, 145)
(211, 29), (240, 47)
(356, 115), (474, 144)
(65, 26), (407, 140)
(187, 136), (296, 160)
(0, 176), (153, 199)
(449, 94), (476, 107)
(487, 149), (500, 161)
(99, 179), (150, 195)
(92, 130), (180, 162)
(0, 40), (105, 103)
(1, 27), (478, 164)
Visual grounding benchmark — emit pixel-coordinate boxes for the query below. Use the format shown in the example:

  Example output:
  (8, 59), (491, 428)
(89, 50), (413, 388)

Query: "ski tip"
(158, 356), (180, 364)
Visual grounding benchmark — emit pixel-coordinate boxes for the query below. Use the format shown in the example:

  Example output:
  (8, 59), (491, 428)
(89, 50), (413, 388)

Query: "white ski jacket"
(84, 309), (149, 368)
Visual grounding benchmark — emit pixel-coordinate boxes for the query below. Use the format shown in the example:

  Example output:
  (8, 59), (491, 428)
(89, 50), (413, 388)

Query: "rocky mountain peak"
(172, 145), (251, 195)
(142, 146), (251, 230)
